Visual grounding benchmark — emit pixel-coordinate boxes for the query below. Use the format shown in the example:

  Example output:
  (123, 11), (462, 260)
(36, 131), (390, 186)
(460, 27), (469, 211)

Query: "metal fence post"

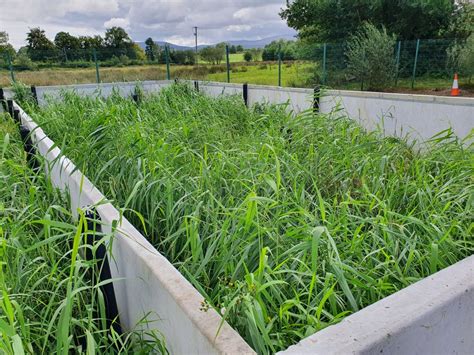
(165, 45), (171, 80)
(322, 43), (327, 85)
(313, 86), (321, 113)
(7, 53), (15, 82)
(278, 43), (282, 86)
(243, 83), (248, 107)
(395, 41), (401, 86)
(411, 39), (420, 89)
(31, 86), (38, 105)
(93, 49), (100, 83)
(226, 44), (230, 83)
(0, 88), (6, 111)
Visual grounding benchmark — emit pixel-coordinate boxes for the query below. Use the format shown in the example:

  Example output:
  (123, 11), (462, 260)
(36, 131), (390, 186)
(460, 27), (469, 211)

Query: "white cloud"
(0, 0), (119, 20)
(226, 25), (252, 32)
(104, 17), (130, 30)
(0, 0), (295, 49)
(233, 4), (282, 22)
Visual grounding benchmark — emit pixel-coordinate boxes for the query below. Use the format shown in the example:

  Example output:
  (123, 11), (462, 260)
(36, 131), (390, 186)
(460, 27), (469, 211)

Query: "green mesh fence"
(0, 38), (464, 90)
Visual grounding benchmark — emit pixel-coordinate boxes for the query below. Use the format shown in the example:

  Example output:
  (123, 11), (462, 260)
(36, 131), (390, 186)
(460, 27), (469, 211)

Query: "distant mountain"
(226, 35), (296, 49)
(136, 35), (296, 51)
(136, 41), (193, 51)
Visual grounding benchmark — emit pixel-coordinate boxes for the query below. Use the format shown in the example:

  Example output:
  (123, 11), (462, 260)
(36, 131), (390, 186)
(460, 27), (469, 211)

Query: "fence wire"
(0, 38), (465, 90)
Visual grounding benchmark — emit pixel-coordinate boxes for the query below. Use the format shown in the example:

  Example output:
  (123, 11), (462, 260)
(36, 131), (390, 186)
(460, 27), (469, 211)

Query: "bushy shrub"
(119, 54), (130, 66)
(208, 65), (226, 74)
(244, 51), (252, 62)
(109, 55), (120, 66)
(262, 40), (297, 61)
(233, 66), (248, 73)
(346, 23), (397, 90)
(447, 34), (474, 82)
(13, 52), (38, 70)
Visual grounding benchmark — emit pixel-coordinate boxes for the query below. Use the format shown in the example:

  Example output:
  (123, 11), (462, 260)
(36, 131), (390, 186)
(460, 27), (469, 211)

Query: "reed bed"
(26, 84), (473, 353)
(0, 113), (166, 354)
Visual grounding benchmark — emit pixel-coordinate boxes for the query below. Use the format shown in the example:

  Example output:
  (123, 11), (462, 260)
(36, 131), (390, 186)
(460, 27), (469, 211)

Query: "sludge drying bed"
(8, 82), (474, 354)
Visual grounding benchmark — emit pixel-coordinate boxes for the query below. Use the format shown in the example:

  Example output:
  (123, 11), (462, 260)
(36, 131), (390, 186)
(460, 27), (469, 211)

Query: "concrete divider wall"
(280, 255), (474, 354)
(4, 81), (473, 143)
(197, 81), (242, 97)
(321, 90), (474, 142)
(247, 84), (314, 113)
(32, 80), (172, 106)
(12, 102), (254, 355)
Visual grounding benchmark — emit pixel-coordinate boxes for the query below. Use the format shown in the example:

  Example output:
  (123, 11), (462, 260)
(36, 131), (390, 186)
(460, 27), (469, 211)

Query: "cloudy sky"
(0, 0), (296, 48)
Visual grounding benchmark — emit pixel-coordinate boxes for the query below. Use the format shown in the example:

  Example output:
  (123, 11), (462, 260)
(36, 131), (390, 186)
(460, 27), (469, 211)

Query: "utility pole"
(193, 26), (198, 65)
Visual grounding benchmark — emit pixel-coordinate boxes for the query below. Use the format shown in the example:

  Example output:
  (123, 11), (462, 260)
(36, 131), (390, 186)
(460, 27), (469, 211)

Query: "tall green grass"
(0, 113), (167, 354)
(28, 84), (473, 353)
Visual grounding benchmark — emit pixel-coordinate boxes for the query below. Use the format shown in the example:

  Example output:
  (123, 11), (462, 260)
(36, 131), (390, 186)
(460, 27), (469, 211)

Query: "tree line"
(281, 0), (472, 43)
(0, 27), (208, 68)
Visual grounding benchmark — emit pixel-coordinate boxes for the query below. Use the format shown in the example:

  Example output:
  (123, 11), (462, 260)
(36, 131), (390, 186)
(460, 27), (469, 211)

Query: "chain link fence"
(0, 38), (468, 91)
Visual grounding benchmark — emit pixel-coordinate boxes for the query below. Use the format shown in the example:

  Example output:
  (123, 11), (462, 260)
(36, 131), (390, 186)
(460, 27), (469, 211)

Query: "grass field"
(27, 83), (473, 353)
(229, 53), (245, 62)
(198, 53), (260, 63)
(1, 61), (472, 95)
(208, 62), (315, 87)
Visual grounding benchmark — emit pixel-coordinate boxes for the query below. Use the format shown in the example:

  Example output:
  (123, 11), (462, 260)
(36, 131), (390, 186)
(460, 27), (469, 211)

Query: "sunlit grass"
(28, 83), (473, 353)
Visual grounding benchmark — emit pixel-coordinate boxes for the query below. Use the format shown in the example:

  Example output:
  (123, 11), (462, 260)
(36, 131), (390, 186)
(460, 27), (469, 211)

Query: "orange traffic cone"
(451, 73), (460, 96)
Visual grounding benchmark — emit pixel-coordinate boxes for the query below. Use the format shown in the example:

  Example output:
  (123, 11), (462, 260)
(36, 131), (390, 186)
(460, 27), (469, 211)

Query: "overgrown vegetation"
(28, 84), (473, 353)
(346, 23), (397, 90)
(448, 33), (474, 83)
(0, 113), (167, 353)
(281, 0), (473, 42)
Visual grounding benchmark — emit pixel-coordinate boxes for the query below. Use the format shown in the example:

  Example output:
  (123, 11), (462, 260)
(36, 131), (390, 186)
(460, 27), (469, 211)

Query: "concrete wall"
(4, 81), (473, 143)
(31, 81), (172, 106)
(321, 90), (474, 143)
(247, 84), (314, 113)
(12, 102), (254, 355)
(280, 255), (474, 355)
(197, 81), (242, 97)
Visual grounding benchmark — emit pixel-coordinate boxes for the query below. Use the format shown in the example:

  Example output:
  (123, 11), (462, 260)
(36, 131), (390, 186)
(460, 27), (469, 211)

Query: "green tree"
(77, 35), (104, 61)
(0, 31), (16, 63)
(346, 23), (397, 90)
(236, 45), (244, 52)
(13, 52), (37, 70)
(26, 27), (56, 61)
(145, 37), (160, 61)
(441, 1), (474, 40)
(104, 26), (132, 48)
(244, 51), (252, 62)
(54, 32), (81, 60)
(104, 26), (135, 59)
(199, 45), (225, 64)
(171, 49), (196, 65)
(262, 40), (296, 61)
(448, 33), (474, 82)
(79, 35), (104, 50)
(281, 0), (459, 42)
(229, 45), (237, 54)
(54, 32), (80, 51)
(457, 34), (474, 82)
(132, 43), (146, 61)
(250, 48), (262, 61)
